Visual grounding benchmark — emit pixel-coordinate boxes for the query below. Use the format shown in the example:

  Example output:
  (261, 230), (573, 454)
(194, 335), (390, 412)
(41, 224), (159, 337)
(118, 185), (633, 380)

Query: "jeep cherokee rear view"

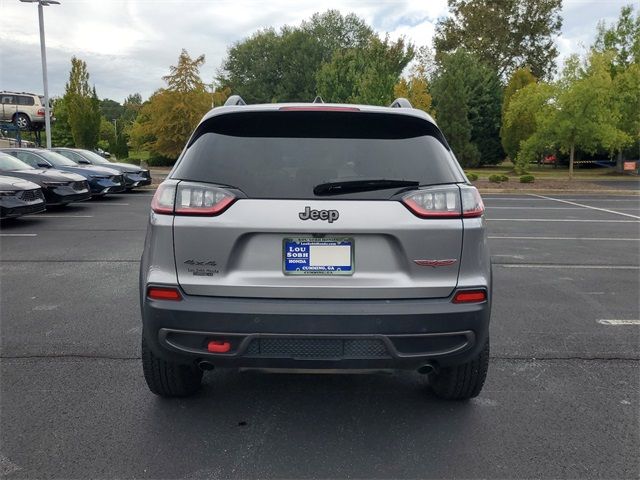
(140, 97), (491, 400)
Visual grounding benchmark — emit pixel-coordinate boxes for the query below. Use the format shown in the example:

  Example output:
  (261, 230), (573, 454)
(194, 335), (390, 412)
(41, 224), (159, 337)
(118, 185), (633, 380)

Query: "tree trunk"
(569, 142), (575, 180)
(616, 150), (623, 173)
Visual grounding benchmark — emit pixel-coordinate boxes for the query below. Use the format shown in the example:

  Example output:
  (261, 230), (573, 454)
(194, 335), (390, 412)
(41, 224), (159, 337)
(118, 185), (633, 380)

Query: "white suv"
(0, 91), (50, 130)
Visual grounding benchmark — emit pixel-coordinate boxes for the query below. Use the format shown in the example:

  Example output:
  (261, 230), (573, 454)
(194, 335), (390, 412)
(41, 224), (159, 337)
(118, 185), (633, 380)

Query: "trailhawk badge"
(299, 206), (339, 223)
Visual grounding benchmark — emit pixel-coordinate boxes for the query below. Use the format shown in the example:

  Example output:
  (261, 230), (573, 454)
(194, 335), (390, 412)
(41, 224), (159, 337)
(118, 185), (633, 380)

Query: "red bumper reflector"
(452, 290), (487, 304)
(147, 287), (182, 301)
(207, 340), (231, 353)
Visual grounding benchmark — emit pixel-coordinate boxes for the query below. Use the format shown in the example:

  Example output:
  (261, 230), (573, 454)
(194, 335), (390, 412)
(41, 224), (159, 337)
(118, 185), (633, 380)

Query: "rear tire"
(142, 336), (203, 397)
(14, 113), (31, 130)
(430, 338), (489, 400)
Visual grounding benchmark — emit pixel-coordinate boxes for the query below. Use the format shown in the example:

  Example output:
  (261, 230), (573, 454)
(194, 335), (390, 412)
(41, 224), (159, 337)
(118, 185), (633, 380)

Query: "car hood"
(55, 165), (122, 177)
(0, 168), (86, 185)
(0, 175), (41, 191)
(102, 163), (146, 173)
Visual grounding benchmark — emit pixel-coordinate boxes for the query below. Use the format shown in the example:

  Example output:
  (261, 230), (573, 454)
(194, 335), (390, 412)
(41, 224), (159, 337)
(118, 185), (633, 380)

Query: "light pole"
(19, 0), (60, 149)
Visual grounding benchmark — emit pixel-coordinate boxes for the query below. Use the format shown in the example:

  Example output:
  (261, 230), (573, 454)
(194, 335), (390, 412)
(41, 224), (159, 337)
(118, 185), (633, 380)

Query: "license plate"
(283, 237), (354, 275)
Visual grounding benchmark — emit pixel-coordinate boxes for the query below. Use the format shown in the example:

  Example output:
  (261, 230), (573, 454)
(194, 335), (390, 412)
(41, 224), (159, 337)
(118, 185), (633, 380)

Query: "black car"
(0, 175), (46, 219)
(52, 148), (152, 190)
(2, 148), (126, 197)
(0, 152), (91, 206)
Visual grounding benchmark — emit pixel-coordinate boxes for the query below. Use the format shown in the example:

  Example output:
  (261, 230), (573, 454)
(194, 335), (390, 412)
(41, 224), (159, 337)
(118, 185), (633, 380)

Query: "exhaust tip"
(197, 360), (215, 371)
(417, 364), (435, 375)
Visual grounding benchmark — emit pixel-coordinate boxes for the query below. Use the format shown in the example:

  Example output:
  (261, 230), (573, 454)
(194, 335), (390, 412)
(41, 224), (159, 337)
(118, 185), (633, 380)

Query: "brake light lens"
(151, 183), (176, 214)
(452, 290), (487, 304)
(402, 186), (461, 218)
(279, 106), (360, 112)
(151, 182), (236, 216)
(36, 108), (45, 116)
(147, 286), (182, 301)
(460, 185), (484, 218)
(402, 185), (484, 219)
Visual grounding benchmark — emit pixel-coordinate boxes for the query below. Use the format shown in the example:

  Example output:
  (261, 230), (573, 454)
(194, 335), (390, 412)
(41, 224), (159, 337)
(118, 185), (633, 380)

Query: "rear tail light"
(147, 286), (182, 301)
(36, 108), (45, 116)
(460, 185), (484, 218)
(402, 185), (484, 219)
(151, 182), (236, 216)
(452, 289), (487, 304)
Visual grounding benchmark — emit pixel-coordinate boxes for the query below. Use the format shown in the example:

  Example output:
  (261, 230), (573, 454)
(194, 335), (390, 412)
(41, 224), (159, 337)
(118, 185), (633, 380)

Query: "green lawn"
(465, 162), (635, 181)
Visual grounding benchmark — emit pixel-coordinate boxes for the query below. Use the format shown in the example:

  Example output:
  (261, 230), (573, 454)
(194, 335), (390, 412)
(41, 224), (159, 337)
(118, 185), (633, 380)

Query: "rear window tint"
(172, 111), (464, 199)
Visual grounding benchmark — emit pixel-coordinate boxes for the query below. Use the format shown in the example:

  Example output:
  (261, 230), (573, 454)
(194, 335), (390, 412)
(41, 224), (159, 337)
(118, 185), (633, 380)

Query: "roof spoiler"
(224, 95), (246, 106)
(389, 97), (412, 108)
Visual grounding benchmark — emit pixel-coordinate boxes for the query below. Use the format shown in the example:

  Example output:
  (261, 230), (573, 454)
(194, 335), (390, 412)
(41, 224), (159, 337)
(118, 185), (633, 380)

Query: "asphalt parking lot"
(1, 191), (639, 479)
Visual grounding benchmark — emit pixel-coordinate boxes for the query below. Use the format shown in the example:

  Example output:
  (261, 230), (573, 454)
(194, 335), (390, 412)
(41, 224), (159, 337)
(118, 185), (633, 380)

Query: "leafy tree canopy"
(434, 0), (562, 79)
(594, 5), (640, 75)
(500, 67), (537, 160)
(63, 57), (101, 149)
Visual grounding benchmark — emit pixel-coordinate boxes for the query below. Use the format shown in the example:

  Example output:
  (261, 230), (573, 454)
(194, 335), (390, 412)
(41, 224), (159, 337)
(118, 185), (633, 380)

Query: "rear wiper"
(313, 179), (419, 196)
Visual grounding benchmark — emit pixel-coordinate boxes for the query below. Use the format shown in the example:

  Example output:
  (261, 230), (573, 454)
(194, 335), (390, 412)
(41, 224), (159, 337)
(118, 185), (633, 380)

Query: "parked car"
(0, 91), (51, 131)
(52, 148), (151, 189)
(1, 148), (125, 197)
(0, 152), (90, 206)
(140, 97), (491, 400)
(94, 147), (111, 158)
(0, 175), (46, 219)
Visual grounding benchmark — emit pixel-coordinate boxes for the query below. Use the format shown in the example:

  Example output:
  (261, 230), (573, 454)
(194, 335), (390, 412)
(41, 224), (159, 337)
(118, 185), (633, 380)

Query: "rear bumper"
(141, 290), (490, 369)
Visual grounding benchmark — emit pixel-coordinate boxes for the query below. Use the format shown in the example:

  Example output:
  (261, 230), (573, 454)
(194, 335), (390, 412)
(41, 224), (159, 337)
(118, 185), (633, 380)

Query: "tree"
(594, 5), (640, 76)
(316, 36), (414, 105)
(99, 99), (125, 122)
(512, 53), (632, 177)
(434, 0), (562, 79)
(500, 67), (537, 160)
(431, 50), (503, 166)
(218, 10), (376, 103)
(63, 57), (101, 148)
(431, 53), (479, 167)
(49, 96), (74, 147)
(130, 50), (210, 160)
(393, 46), (436, 115)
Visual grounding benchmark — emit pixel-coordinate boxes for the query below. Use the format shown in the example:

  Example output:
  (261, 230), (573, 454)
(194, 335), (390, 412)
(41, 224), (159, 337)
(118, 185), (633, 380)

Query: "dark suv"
(140, 97), (491, 400)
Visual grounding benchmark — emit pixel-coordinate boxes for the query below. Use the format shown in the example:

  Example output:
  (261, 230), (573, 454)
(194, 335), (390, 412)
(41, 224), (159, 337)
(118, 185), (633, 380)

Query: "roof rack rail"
(312, 95), (324, 103)
(389, 97), (412, 108)
(224, 95), (246, 106)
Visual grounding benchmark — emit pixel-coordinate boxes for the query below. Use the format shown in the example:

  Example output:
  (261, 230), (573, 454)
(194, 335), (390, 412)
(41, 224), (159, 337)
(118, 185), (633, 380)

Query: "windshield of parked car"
(0, 152), (35, 171)
(36, 150), (79, 167)
(172, 111), (465, 199)
(76, 150), (111, 164)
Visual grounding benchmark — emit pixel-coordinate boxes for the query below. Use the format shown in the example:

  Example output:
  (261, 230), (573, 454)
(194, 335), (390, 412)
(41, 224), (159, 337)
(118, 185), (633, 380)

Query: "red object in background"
(543, 154), (557, 165)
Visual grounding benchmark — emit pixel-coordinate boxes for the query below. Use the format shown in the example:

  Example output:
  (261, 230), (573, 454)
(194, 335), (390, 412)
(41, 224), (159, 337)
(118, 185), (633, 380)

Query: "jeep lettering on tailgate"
(299, 206), (339, 223)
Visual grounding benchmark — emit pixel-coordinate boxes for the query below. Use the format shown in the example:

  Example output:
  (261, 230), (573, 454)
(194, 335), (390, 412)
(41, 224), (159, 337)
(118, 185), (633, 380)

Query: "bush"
(466, 172), (479, 181)
(520, 175), (535, 183)
(147, 155), (176, 167)
(489, 174), (509, 183)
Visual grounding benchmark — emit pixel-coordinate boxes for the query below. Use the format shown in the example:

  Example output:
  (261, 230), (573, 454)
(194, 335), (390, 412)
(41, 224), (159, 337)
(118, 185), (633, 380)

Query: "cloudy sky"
(0, 0), (632, 103)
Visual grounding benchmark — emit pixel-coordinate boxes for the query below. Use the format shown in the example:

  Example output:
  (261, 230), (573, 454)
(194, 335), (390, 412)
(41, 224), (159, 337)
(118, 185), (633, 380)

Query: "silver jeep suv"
(140, 96), (491, 400)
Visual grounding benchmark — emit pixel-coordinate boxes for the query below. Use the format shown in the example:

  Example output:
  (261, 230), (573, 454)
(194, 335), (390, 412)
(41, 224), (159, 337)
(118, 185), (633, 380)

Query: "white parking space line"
(0, 233), (38, 237)
(489, 236), (640, 241)
(30, 215), (93, 218)
(597, 319), (640, 326)
(488, 218), (639, 223)
(529, 194), (640, 219)
(483, 197), (639, 202)
(495, 264), (640, 270)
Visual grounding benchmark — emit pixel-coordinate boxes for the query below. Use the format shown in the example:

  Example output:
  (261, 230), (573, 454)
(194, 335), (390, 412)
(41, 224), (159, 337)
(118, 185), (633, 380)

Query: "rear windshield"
(172, 111), (464, 199)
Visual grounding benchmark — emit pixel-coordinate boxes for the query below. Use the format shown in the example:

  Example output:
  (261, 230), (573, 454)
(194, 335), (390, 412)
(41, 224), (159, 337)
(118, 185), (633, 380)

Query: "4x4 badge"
(299, 206), (339, 223)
